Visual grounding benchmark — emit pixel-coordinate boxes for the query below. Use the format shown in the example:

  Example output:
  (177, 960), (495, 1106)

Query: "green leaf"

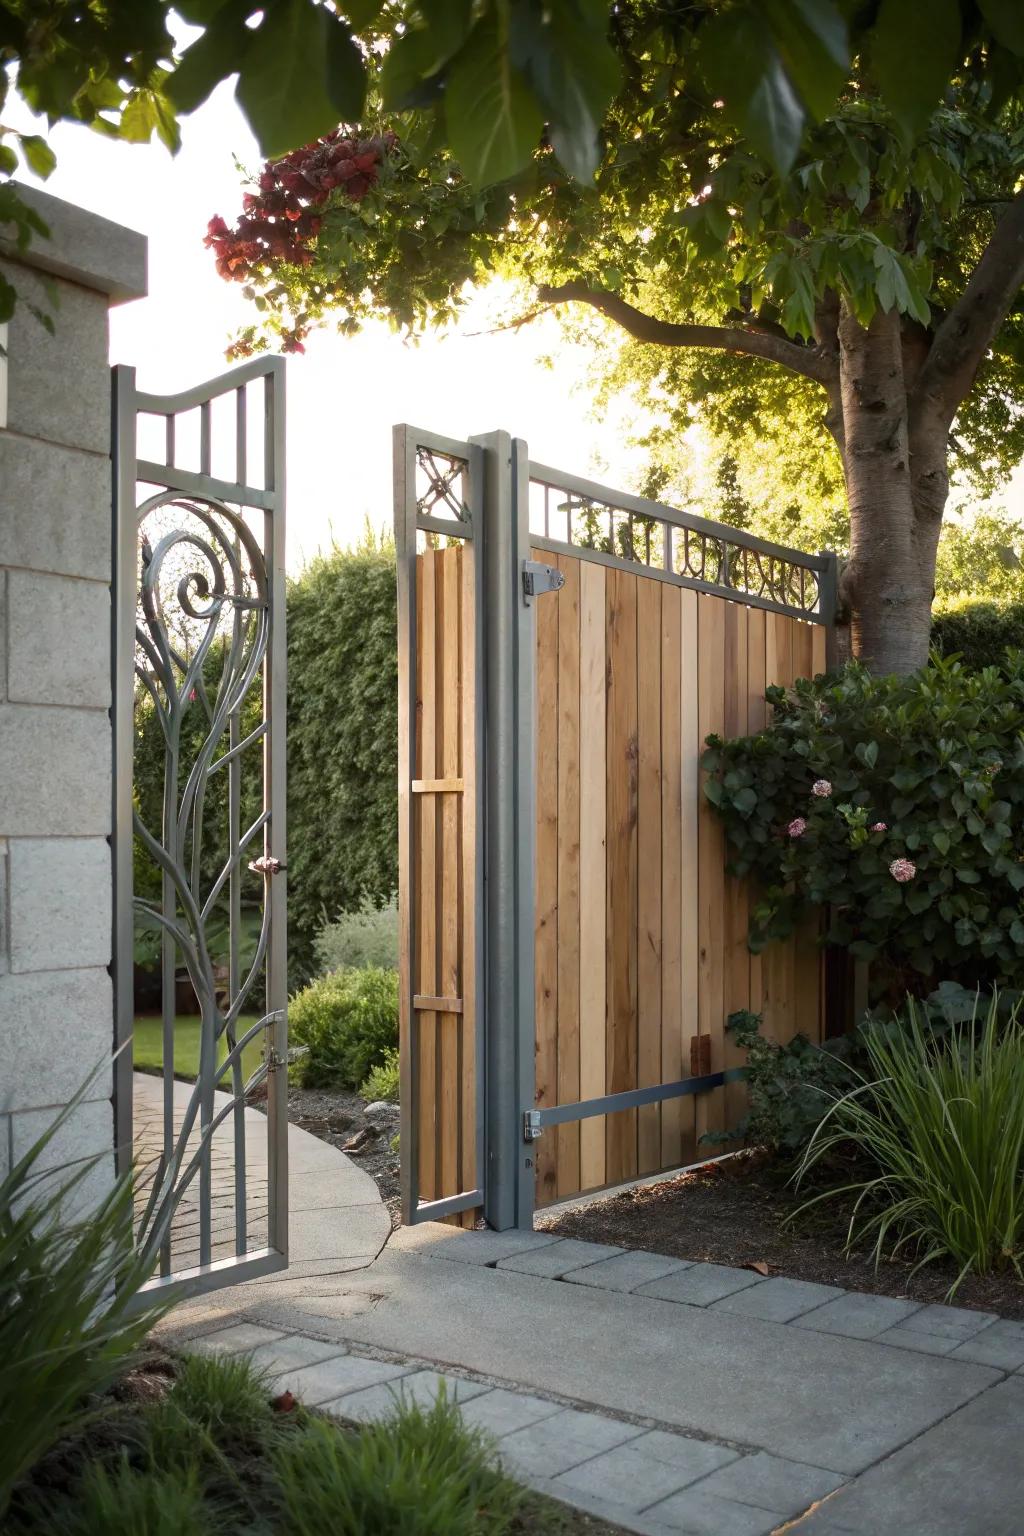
(444, 14), (544, 187)
(905, 886), (932, 915)
(979, 0), (1024, 53)
(733, 786), (759, 816)
(510, 0), (620, 181)
(237, 0), (366, 158)
(323, 14), (365, 117)
(872, 0), (962, 138)
(955, 867), (981, 884)
(17, 134), (55, 179)
(855, 739), (879, 769)
(167, 1), (251, 113)
(932, 830), (950, 856)
(700, 10), (804, 173)
(761, 0), (848, 121)
(380, 0), (473, 111)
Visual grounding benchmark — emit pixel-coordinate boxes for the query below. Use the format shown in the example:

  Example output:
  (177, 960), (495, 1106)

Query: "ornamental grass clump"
(793, 994), (1024, 1293)
(702, 654), (1024, 998)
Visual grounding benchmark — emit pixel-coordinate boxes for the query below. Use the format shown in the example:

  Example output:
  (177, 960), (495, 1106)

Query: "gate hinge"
(523, 1108), (544, 1142)
(522, 560), (565, 606)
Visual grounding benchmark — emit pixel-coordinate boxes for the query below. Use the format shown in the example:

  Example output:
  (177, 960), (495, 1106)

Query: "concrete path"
(153, 1149), (1024, 1534)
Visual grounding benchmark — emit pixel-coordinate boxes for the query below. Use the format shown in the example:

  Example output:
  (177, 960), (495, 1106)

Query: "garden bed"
(538, 1151), (1024, 1321)
(9, 1349), (626, 1536)
(283, 1083), (402, 1224)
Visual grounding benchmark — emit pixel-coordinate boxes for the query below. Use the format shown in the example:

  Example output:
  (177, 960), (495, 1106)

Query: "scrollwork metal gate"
(112, 357), (288, 1302)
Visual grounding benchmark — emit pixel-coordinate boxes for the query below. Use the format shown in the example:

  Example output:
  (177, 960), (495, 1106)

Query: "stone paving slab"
(431, 1229), (562, 1266)
(189, 1322), (284, 1357)
(496, 1238), (625, 1278)
(328, 1368), (491, 1423)
(268, 1352), (411, 1407)
(711, 1277), (843, 1325)
(642, 1487), (780, 1535)
(458, 1387), (564, 1438)
(790, 1290), (922, 1340)
(789, 1373), (1024, 1534)
(550, 1430), (738, 1514)
(563, 1249), (691, 1292)
(871, 1324), (958, 1357)
(949, 1318), (1024, 1371)
(246, 1333), (351, 1378)
(693, 1452), (846, 1518)
(897, 1301), (998, 1341)
(497, 1406), (646, 1481)
(636, 1262), (764, 1308)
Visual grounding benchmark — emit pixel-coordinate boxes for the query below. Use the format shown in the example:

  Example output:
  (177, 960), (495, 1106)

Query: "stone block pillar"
(0, 186), (147, 1197)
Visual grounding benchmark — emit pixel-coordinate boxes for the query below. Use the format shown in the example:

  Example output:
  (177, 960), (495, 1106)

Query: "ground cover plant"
(9, 1350), (621, 1536)
(794, 993), (1024, 1294)
(288, 965), (399, 1091)
(703, 656), (1024, 1000)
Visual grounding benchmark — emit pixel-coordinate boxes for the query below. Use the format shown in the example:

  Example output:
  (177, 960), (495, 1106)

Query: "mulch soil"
(538, 1150), (1024, 1321)
(279, 1083), (403, 1225)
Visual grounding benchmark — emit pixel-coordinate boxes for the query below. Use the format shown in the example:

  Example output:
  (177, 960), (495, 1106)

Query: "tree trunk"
(836, 305), (942, 675)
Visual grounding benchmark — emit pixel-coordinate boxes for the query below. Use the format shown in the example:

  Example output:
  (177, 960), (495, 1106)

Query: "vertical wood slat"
(696, 595), (726, 1141)
(556, 554), (582, 1196)
(459, 543), (477, 1226)
(723, 602), (750, 1139)
(745, 608), (768, 1066)
(535, 563), (560, 1205)
(438, 549), (461, 1203)
(606, 566), (638, 1186)
(679, 589), (700, 1170)
(660, 586), (683, 1170)
(637, 582), (663, 1175)
(578, 561), (607, 1190)
(416, 551), (437, 1200)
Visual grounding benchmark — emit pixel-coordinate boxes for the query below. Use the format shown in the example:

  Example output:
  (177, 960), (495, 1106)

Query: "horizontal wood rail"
(413, 994), (464, 1014)
(411, 778), (465, 794)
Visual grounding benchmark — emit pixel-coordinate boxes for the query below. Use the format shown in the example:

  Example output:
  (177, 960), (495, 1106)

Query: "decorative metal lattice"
(415, 447), (470, 522)
(529, 476), (823, 617)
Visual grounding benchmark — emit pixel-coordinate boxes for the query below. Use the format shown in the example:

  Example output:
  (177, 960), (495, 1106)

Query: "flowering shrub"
(204, 128), (399, 354)
(702, 656), (1024, 998)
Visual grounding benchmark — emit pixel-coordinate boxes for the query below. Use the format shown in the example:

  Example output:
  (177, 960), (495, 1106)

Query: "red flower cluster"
(206, 128), (398, 351)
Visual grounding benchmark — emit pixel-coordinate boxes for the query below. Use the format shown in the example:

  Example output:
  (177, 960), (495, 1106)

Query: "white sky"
(9, 68), (1023, 568)
(9, 81), (634, 571)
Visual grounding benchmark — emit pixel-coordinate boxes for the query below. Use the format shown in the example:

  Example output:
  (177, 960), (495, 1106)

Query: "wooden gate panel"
(533, 550), (828, 1206)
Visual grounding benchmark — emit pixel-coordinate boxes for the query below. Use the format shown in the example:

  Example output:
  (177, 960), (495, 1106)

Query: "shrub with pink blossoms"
(889, 858), (916, 883)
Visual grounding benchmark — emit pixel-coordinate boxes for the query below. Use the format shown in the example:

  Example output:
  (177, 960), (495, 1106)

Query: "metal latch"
(248, 854), (285, 876)
(522, 560), (565, 605)
(523, 1108), (544, 1142)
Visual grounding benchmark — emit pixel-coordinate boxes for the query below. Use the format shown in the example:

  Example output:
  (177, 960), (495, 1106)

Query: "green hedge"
(931, 599), (1024, 672)
(134, 540), (399, 987)
(289, 966), (399, 1090)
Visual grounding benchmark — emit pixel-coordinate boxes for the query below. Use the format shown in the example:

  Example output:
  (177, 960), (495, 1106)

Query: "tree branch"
(913, 187), (1024, 423)
(537, 281), (836, 384)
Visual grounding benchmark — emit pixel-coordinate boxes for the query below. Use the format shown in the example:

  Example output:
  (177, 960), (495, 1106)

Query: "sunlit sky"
(8, 80), (647, 572)
(9, 63), (1023, 569)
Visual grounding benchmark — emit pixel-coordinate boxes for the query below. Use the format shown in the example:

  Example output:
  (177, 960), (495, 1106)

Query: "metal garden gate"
(112, 358), (288, 1301)
(397, 427), (836, 1232)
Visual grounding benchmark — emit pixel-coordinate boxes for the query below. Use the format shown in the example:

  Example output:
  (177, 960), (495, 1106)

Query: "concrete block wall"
(0, 187), (146, 1195)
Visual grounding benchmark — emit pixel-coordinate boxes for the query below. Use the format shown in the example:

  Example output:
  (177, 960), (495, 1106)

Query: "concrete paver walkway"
(153, 1129), (1024, 1535)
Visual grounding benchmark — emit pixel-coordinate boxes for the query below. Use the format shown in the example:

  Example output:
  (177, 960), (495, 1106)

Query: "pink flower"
(811, 779), (832, 798)
(890, 858), (916, 883)
(787, 817), (808, 838)
(869, 821), (887, 833)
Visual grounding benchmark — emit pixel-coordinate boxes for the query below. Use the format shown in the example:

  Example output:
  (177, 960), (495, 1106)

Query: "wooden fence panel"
(405, 544), (478, 1223)
(532, 545), (826, 1205)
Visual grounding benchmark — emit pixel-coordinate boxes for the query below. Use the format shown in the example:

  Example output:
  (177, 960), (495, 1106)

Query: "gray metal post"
(818, 549), (841, 670)
(474, 431), (537, 1231)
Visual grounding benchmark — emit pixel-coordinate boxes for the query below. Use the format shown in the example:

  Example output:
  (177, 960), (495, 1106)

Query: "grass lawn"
(133, 1014), (263, 1084)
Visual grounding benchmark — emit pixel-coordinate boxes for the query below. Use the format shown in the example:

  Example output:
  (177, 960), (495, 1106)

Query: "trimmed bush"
(703, 656), (1024, 1000)
(360, 1047), (400, 1104)
(288, 966), (399, 1090)
(795, 993), (1024, 1291)
(931, 598), (1024, 673)
(315, 898), (399, 973)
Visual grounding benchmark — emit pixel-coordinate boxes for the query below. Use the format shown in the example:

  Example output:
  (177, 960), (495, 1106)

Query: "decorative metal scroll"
(113, 357), (287, 1304)
(415, 447), (470, 523)
(529, 475), (824, 618)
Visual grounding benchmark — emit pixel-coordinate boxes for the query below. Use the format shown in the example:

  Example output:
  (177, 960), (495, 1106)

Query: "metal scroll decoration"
(132, 491), (275, 1269)
(415, 447), (470, 523)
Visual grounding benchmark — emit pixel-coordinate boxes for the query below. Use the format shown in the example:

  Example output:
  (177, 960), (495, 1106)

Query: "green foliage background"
(134, 534), (398, 987)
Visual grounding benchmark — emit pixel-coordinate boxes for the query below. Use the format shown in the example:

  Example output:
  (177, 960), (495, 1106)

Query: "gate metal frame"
(396, 427), (837, 1231)
(112, 357), (289, 1303)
